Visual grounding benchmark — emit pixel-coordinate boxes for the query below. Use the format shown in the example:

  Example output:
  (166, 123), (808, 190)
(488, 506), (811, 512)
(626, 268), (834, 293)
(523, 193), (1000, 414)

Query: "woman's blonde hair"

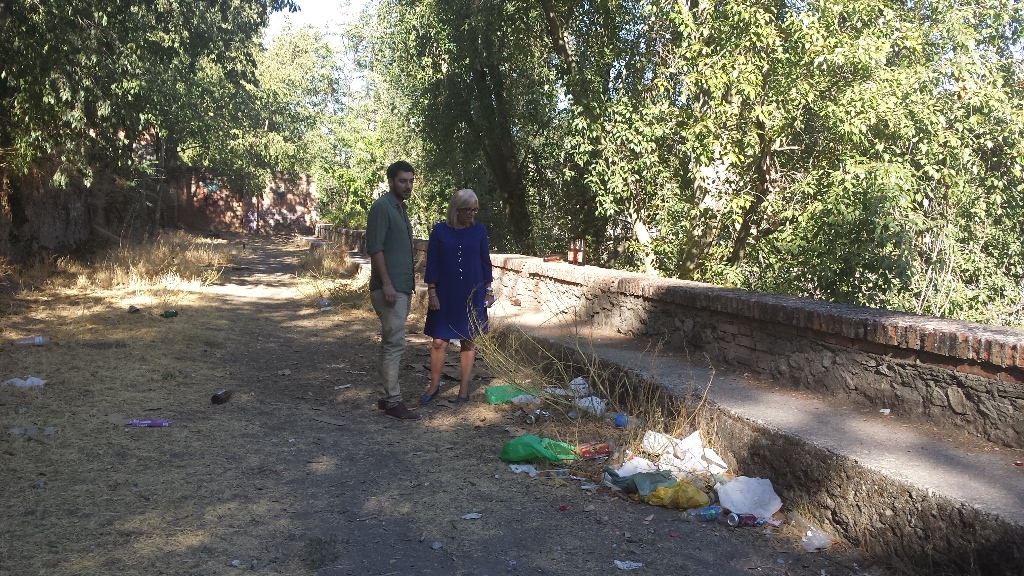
(446, 188), (479, 227)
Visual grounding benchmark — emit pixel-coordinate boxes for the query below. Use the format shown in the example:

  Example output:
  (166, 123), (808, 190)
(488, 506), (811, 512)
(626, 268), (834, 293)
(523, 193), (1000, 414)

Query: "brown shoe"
(383, 401), (420, 420)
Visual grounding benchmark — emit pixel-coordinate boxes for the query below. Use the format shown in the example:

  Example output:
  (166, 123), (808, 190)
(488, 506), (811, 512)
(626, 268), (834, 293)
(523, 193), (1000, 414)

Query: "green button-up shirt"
(365, 191), (415, 293)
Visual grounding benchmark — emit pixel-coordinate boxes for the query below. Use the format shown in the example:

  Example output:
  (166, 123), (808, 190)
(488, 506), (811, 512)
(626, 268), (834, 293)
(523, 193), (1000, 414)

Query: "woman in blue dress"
(421, 189), (495, 403)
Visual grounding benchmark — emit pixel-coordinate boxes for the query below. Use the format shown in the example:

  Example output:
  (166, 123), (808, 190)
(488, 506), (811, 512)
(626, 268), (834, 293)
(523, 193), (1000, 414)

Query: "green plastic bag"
(485, 384), (529, 405)
(500, 434), (579, 462)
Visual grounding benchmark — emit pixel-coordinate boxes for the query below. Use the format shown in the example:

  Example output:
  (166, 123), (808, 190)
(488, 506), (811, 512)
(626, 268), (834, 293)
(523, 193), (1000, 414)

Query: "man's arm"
(370, 250), (397, 305)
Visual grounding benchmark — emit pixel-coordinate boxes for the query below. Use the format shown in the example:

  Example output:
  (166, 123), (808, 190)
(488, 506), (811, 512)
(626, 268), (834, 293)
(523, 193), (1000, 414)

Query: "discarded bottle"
(11, 336), (49, 346)
(602, 413), (642, 430)
(160, 310), (178, 318)
(211, 389), (233, 404)
(726, 513), (766, 527)
(684, 505), (722, 522)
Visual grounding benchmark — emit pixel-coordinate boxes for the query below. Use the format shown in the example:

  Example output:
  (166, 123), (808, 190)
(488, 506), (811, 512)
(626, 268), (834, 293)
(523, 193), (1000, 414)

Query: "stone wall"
(320, 228), (1024, 449)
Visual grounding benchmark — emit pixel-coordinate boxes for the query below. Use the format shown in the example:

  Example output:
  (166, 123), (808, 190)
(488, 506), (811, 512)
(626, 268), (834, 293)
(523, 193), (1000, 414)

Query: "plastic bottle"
(11, 336), (49, 346)
(160, 310), (178, 318)
(684, 505), (722, 522)
(602, 413), (643, 430)
(726, 513), (766, 527)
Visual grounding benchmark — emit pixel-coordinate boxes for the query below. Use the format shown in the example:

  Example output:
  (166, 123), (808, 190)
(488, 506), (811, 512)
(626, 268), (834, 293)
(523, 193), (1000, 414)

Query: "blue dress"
(423, 222), (493, 340)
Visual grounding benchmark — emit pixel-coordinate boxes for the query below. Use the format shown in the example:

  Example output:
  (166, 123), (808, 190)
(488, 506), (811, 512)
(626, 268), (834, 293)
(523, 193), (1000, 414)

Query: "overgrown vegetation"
(341, 0), (1024, 327)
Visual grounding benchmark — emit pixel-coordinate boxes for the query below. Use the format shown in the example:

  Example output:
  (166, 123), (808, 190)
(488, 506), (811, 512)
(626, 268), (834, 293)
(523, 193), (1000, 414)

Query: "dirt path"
(1, 236), (875, 576)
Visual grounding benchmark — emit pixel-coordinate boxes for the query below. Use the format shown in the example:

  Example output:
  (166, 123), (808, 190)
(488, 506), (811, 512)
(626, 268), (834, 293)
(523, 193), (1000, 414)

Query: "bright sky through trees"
(264, 0), (364, 42)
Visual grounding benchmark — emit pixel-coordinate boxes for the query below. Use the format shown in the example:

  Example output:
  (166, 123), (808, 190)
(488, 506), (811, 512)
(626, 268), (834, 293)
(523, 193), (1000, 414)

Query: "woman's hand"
(484, 293), (495, 308)
(428, 293), (440, 310)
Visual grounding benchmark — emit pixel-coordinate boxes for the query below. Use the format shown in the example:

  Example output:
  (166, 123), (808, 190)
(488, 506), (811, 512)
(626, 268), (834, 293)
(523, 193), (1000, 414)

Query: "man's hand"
(382, 283), (398, 306)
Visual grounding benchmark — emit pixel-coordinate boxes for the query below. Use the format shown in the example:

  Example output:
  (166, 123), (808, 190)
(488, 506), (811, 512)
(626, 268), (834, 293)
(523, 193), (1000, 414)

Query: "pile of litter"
(488, 377), (834, 554)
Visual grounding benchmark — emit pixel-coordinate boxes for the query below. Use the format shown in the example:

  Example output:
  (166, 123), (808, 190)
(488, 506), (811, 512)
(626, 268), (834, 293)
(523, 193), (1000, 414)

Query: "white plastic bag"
(716, 476), (782, 519)
(574, 395), (607, 415)
(614, 560), (643, 570)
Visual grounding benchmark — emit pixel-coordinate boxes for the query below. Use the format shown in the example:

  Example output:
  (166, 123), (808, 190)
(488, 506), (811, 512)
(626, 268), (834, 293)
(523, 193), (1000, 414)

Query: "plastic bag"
(801, 527), (833, 551)
(645, 481), (711, 509)
(486, 385), (531, 404)
(574, 396), (607, 415)
(500, 434), (579, 462)
(716, 476), (782, 519)
(604, 469), (676, 497)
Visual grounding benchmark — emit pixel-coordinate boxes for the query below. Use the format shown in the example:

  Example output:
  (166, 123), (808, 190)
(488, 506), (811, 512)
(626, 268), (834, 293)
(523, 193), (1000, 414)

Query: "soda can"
(211, 389), (233, 404)
(727, 513), (765, 527)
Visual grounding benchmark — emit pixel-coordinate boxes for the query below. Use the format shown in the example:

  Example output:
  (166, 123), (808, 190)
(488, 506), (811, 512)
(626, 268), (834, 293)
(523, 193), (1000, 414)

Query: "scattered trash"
(2, 376), (46, 388)
(160, 310), (178, 318)
(879, 408), (891, 415)
(523, 409), (549, 425)
(614, 559), (643, 570)
(485, 384), (531, 405)
(604, 469), (676, 497)
(500, 434), (579, 462)
(727, 513), (766, 527)
(509, 464), (538, 477)
(715, 476), (782, 519)
(801, 527), (833, 551)
(574, 395), (607, 415)
(430, 541), (443, 550)
(460, 513), (482, 520)
(11, 335), (50, 346)
(581, 483), (599, 491)
(510, 394), (541, 406)
(334, 384), (352, 390)
(603, 413), (642, 429)
(128, 305), (140, 314)
(537, 469), (570, 478)
(128, 419), (172, 427)
(1015, 461), (1023, 467)
(614, 455), (658, 476)
(211, 389), (233, 404)
(32, 478), (47, 489)
(640, 430), (728, 477)
(577, 442), (610, 460)
(312, 296), (332, 308)
(557, 505), (567, 511)
(231, 559), (241, 567)
(279, 369), (291, 376)
(684, 505), (722, 522)
(545, 378), (590, 398)
(319, 306), (334, 311)
(646, 481), (710, 509)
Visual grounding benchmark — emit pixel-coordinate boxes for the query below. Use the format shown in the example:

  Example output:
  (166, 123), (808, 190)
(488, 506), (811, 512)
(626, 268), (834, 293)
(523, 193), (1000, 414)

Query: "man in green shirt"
(366, 160), (420, 420)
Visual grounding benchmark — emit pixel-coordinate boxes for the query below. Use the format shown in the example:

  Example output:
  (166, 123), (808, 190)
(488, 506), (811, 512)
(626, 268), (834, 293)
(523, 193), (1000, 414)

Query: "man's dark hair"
(386, 161), (415, 180)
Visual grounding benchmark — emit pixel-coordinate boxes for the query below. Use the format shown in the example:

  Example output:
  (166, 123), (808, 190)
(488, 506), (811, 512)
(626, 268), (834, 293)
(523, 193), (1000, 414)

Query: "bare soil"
(1, 235), (878, 576)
